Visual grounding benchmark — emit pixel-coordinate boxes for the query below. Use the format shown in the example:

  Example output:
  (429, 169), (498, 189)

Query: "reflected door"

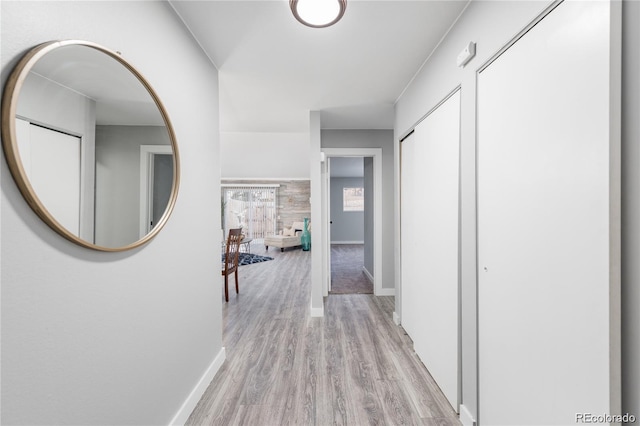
(151, 153), (174, 229)
(16, 118), (81, 235)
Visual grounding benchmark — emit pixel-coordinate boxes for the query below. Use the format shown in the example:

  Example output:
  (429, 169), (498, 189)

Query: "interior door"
(326, 156), (332, 293)
(16, 118), (81, 235)
(139, 145), (173, 236)
(400, 90), (461, 410)
(151, 153), (174, 229)
(477, 1), (619, 424)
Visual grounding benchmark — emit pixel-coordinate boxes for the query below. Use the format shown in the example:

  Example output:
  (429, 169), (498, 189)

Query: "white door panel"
(401, 90), (461, 410)
(477, 1), (618, 424)
(18, 119), (81, 236)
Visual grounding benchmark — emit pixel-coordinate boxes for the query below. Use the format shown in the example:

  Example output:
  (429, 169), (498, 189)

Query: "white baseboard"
(310, 305), (324, 317)
(376, 288), (395, 296)
(393, 311), (401, 325)
(169, 347), (226, 426)
(330, 241), (364, 245)
(459, 404), (476, 426)
(362, 266), (374, 283)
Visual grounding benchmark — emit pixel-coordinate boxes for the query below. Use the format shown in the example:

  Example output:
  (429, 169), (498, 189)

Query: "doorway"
(321, 148), (382, 296)
(139, 145), (174, 237)
(327, 157), (372, 294)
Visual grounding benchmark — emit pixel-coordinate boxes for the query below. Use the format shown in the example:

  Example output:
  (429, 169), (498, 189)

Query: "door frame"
(321, 148), (384, 296)
(139, 145), (172, 237)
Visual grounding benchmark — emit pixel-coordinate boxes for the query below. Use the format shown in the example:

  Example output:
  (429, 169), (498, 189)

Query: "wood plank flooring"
(330, 244), (373, 294)
(187, 245), (460, 426)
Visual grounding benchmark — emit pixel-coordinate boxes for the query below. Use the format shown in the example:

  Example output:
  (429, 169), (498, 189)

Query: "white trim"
(309, 112), (324, 317)
(168, 347), (226, 426)
(459, 404), (476, 426)
(321, 148), (383, 296)
(393, 311), (401, 326)
(362, 266), (374, 284)
(331, 241), (364, 245)
(310, 305), (324, 317)
(139, 145), (173, 238)
(376, 288), (395, 296)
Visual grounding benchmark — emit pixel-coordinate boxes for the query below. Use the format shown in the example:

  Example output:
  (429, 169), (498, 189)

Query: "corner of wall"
(309, 111), (324, 315)
(168, 348), (226, 426)
(376, 288), (395, 297)
(392, 311), (401, 326)
(310, 304), (324, 318)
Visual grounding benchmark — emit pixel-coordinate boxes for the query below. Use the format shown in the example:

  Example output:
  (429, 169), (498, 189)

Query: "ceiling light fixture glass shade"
(290, 0), (347, 28)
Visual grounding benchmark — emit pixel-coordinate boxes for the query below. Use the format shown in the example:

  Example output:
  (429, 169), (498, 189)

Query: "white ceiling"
(32, 44), (165, 126)
(169, 0), (469, 133)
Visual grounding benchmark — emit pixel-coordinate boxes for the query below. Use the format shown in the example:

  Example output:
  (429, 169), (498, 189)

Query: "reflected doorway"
(150, 154), (173, 229)
(140, 145), (173, 236)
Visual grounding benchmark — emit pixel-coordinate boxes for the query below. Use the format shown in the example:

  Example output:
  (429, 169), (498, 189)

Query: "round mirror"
(1, 40), (180, 251)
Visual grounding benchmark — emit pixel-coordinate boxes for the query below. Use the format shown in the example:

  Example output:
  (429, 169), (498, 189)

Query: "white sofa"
(264, 221), (308, 252)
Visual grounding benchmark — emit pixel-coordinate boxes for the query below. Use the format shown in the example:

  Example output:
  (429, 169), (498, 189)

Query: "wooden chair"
(222, 228), (243, 302)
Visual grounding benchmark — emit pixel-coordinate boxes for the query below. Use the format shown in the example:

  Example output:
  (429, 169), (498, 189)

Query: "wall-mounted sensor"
(457, 41), (476, 68)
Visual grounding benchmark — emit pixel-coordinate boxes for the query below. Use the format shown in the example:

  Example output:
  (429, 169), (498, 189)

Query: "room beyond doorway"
(321, 148), (382, 296)
(327, 155), (373, 295)
(329, 244), (373, 294)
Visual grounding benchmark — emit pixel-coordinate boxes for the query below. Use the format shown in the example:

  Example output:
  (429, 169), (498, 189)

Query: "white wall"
(221, 132), (310, 179)
(309, 112), (323, 316)
(1, 1), (222, 425)
(17, 72), (93, 134)
(321, 129), (394, 290)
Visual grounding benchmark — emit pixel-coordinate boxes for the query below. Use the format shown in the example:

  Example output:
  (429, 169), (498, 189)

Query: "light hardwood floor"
(330, 244), (372, 294)
(187, 245), (460, 426)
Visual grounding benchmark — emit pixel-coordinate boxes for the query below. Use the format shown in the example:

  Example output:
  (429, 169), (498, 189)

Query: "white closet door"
(18, 119), (81, 236)
(477, 1), (618, 424)
(401, 90), (460, 410)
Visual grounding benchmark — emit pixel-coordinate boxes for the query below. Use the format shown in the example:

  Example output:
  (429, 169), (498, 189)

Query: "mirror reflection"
(6, 41), (178, 250)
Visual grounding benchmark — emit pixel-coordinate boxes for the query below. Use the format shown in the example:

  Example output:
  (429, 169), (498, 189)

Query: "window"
(343, 187), (364, 212)
(222, 185), (278, 241)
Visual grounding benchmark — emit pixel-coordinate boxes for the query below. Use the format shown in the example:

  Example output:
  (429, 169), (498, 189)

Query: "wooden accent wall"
(222, 180), (311, 234)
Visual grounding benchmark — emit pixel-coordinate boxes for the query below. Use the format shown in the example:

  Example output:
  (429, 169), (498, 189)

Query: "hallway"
(187, 246), (459, 425)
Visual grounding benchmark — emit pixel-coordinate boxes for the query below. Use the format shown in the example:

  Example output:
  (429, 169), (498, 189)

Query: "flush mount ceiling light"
(290, 0), (347, 28)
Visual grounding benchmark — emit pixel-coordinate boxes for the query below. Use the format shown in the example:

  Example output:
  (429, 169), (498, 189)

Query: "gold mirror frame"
(1, 40), (180, 252)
